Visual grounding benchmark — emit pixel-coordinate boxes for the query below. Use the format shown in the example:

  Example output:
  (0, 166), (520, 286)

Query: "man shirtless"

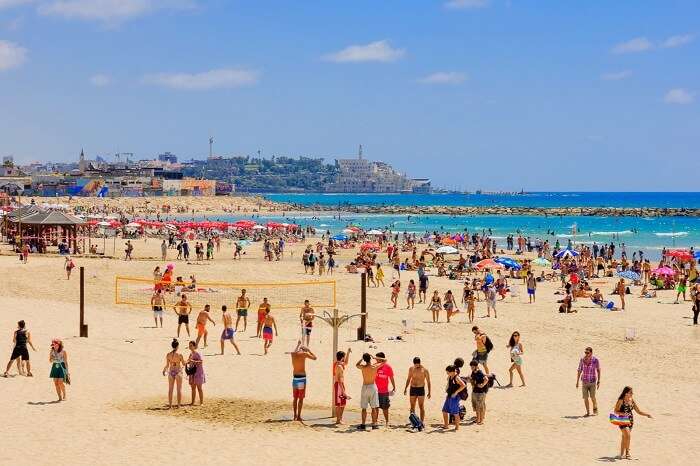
(173, 294), (192, 338)
(262, 308), (278, 355)
(256, 298), (271, 338)
(195, 304), (216, 348)
(334, 348), (352, 424)
(235, 289), (251, 332)
(290, 341), (317, 422)
(616, 279), (626, 310)
(299, 300), (315, 347)
(403, 356), (432, 422)
(151, 289), (166, 328)
(220, 306), (241, 355)
(356, 353), (383, 430)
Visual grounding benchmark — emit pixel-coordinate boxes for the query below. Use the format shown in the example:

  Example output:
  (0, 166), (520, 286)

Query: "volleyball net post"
(357, 272), (367, 341)
(79, 267), (88, 338)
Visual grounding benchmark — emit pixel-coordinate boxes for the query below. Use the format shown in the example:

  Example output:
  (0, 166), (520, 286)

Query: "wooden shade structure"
(6, 209), (85, 251)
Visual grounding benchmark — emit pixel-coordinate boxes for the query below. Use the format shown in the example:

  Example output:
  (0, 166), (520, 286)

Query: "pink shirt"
(375, 364), (394, 394)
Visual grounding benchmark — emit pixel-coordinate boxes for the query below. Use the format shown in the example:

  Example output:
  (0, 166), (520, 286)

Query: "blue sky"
(0, 0), (698, 191)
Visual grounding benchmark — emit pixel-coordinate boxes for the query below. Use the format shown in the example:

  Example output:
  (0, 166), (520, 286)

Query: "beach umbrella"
(495, 257), (522, 270)
(332, 234), (348, 241)
(533, 257), (551, 266)
(342, 228), (355, 234)
(252, 225), (266, 230)
(475, 259), (503, 270)
(436, 246), (459, 254)
(236, 240), (251, 246)
(665, 249), (693, 261)
(97, 221), (111, 227)
(125, 222), (142, 229)
(165, 224), (178, 230)
(617, 270), (640, 281)
(695, 251), (700, 259)
(441, 237), (457, 245)
(555, 248), (579, 259)
(367, 229), (383, 235)
(360, 242), (381, 251)
(651, 267), (675, 276)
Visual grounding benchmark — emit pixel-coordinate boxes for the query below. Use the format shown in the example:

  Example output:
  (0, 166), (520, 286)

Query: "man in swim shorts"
(472, 326), (490, 374)
(235, 289), (251, 332)
(262, 308), (278, 355)
(219, 305), (241, 355)
(356, 352), (382, 430)
(195, 304), (216, 348)
(299, 300), (315, 347)
(151, 289), (166, 328)
(173, 294), (192, 338)
(334, 348), (352, 424)
(404, 356), (431, 422)
(526, 272), (537, 303)
(290, 341), (317, 422)
(256, 297), (271, 338)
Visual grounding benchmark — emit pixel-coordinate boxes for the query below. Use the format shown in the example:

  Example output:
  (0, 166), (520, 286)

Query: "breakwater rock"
(285, 204), (700, 217)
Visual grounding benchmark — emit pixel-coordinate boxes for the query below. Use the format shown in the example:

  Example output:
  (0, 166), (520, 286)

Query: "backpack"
(484, 374), (500, 393)
(484, 336), (494, 353)
(458, 377), (469, 400)
(409, 412), (424, 431)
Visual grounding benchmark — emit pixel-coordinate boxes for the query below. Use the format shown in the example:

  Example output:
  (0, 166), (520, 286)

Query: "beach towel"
(609, 413), (632, 427)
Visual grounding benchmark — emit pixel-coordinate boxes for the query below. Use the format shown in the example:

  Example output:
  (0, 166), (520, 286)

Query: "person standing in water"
(162, 339), (185, 409)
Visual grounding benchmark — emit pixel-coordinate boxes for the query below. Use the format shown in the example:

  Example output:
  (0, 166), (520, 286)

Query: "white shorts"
(360, 383), (379, 409)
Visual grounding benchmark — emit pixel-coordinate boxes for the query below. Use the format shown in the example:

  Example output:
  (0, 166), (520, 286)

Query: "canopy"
(651, 266), (675, 276)
(441, 237), (457, 245)
(617, 270), (640, 281)
(555, 248), (579, 258)
(665, 249), (693, 261)
(436, 246), (459, 254)
(476, 259), (503, 270)
(495, 257), (522, 270)
(533, 257), (551, 266)
(360, 242), (380, 251)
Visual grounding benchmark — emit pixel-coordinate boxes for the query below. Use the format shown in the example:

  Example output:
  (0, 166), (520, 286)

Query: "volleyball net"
(115, 276), (337, 310)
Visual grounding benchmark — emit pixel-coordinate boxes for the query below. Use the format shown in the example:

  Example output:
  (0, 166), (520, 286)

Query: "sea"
(207, 193), (700, 260)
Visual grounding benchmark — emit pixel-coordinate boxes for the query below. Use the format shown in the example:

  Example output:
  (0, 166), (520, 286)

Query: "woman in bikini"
(443, 290), (459, 323)
(613, 386), (652, 460)
(428, 290), (442, 323)
(406, 279), (416, 309)
(162, 339), (185, 408)
(390, 280), (401, 308)
(186, 340), (205, 406)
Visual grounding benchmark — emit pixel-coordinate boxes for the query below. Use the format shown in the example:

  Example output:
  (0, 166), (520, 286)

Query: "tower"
(79, 148), (86, 172)
(358, 144), (363, 160)
(209, 137), (214, 158)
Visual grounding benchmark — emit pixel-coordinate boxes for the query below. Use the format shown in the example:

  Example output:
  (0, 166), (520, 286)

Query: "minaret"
(79, 148), (86, 172)
(358, 144), (363, 160)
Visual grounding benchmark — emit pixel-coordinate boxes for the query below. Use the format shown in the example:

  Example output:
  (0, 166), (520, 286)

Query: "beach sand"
(1, 237), (698, 465)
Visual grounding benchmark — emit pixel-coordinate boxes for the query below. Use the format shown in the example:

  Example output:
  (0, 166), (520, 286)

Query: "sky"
(0, 0), (698, 191)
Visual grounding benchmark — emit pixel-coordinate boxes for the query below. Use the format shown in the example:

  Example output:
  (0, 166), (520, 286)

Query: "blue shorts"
(442, 395), (460, 415)
(527, 288), (535, 295)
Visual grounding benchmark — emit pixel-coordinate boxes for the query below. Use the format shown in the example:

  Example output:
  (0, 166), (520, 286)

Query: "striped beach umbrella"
(616, 270), (640, 281)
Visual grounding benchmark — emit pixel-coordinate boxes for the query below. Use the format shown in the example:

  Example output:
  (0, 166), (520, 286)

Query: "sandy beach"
(1, 233), (698, 466)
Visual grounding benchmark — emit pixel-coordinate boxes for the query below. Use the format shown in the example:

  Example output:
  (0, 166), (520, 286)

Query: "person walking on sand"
(64, 256), (75, 280)
(151, 289), (166, 328)
(356, 353), (382, 430)
(472, 326), (491, 374)
(262, 308), (278, 355)
(442, 365), (466, 430)
(403, 356), (431, 423)
(49, 339), (69, 401)
(162, 339), (185, 408)
(290, 341), (317, 422)
(406, 279), (416, 309)
(428, 290), (442, 323)
(299, 300), (315, 347)
(616, 278), (626, 310)
(418, 273), (428, 304)
(161, 240), (167, 261)
(376, 263), (385, 287)
(186, 340), (205, 405)
(613, 386), (652, 460)
(235, 289), (251, 332)
(195, 304), (216, 348)
(505, 331), (525, 387)
(219, 306), (241, 355)
(374, 352), (396, 426)
(256, 297), (271, 338)
(526, 272), (537, 303)
(334, 348), (352, 424)
(173, 294), (192, 338)
(576, 346), (601, 416)
(466, 290), (476, 323)
(390, 280), (400, 308)
(3, 320), (37, 377)
(444, 290), (459, 323)
(469, 360), (489, 425)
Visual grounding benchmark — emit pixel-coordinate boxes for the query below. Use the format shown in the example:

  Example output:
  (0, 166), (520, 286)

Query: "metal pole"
(79, 266), (88, 337)
(331, 308), (339, 417)
(358, 272), (367, 340)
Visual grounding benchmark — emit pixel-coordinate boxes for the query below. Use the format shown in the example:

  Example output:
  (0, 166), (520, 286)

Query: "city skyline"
(0, 0), (698, 191)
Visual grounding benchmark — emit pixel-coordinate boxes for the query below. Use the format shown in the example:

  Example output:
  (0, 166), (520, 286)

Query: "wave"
(654, 232), (688, 237)
(590, 230), (633, 236)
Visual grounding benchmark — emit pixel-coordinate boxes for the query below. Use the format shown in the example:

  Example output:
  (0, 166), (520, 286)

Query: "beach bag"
(458, 377), (469, 400)
(64, 370), (71, 385)
(408, 412), (424, 431)
(483, 374), (499, 393)
(609, 413), (632, 427)
(484, 336), (494, 353)
(185, 363), (197, 376)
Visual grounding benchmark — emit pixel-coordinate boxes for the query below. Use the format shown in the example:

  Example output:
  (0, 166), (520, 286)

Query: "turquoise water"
(265, 192), (700, 209)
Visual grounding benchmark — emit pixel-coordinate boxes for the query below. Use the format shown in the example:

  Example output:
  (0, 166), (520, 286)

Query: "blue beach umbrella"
(694, 251), (700, 259)
(555, 248), (579, 259)
(495, 257), (522, 270)
(533, 257), (551, 267)
(332, 233), (348, 241)
(617, 270), (640, 281)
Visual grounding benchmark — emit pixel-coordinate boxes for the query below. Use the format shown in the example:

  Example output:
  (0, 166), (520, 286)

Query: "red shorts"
(334, 382), (346, 407)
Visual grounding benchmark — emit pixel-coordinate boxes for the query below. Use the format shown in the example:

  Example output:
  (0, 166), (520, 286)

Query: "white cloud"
(323, 40), (405, 63)
(38, 0), (194, 23)
(0, 40), (26, 71)
(664, 88), (695, 105)
(418, 71), (467, 84)
(661, 34), (695, 48)
(89, 73), (111, 87)
(600, 70), (631, 81)
(611, 37), (653, 54)
(444, 0), (489, 9)
(143, 68), (259, 91)
(0, 0), (33, 10)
